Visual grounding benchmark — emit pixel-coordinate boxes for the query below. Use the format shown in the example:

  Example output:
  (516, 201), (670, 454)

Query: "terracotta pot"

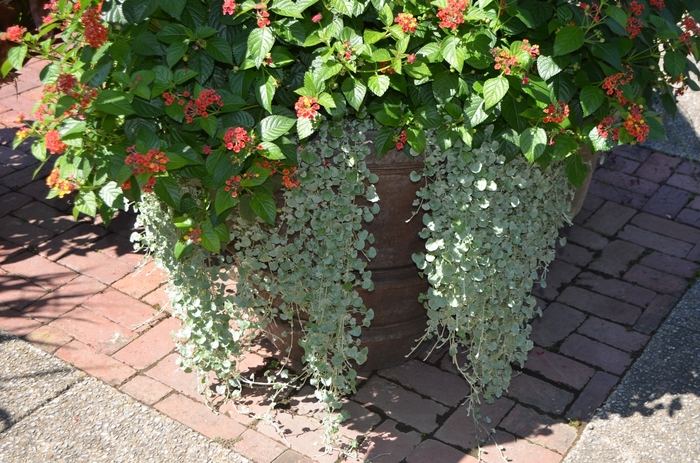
(266, 140), (429, 372)
(569, 145), (599, 217)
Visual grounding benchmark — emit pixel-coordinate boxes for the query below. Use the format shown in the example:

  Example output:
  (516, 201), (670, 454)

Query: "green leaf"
(174, 240), (194, 260)
(94, 90), (135, 116)
(442, 36), (465, 73)
(247, 27), (276, 68)
(520, 127), (547, 161)
(200, 115), (219, 138)
(255, 75), (276, 113)
(131, 97), (166, 118)
(588, 125), (614, 151)
(167, 41), (188, 68)
(5, 45), (27, 74)
(249, 192), (277, 224)
(99, 181), (124, 208)
(156, 23), (190, 44)
(75, 191), (98, 217)
(215, 188), (239, 215)
(205, 37), (233, 64)
(153, 176), (182, 210)
(296, 117), (315, 139)
(364, 30), (385, 45)
(341, 77), (367, 111)
(463, 95), (488, 129)
(258, 115), (296, 141)
(579, 86), (605, 116)
(537, 55), (563, 81)
(258, 141), (285, 160)
(566, 152), (588, 188)
(379, 4), (393, 26)
(368, 74), (390, 97)
(590, 43), (622, 71)
(553, 26), (584, 56)
(406, 127), (426, 154)
(200, 220), (221, 252)
(664, 50), (686, 79)
(159, 0), (186, 19)
(483, 76), (509, 109)
(373, 126), (396, 157)
(432, 72), (459, 104)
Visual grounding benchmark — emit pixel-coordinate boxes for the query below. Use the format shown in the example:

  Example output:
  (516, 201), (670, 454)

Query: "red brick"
(634, 152), (683, 183)
(479, 430), (562, 463)
(524, 348), (595, 390)
(676, 207), (700, 229)
(499, 404), (578, 454)
(0, 273), (47, 310)
(101, 210), (138, 238)
(640, 252), (699, 278)
(353, 376), (448, 433)
(593, 169), (659, 196)
(559, 334), (632, 375)
(142, 284), (170, 310)
(554, 242), (593, 267)
(633, 294), (678, 334)
(145, 353), (206, 401)
(566, 371), (619, 421)
(577, 317), (649, 352)
(505, 373), (573, 414)
(268, 451), (313, 463)
(573, 207), (593, 225)
(0, 144), (37, 169)
(0, 309), (42, 336)
(49, 306), (135, 355)
(55, 340), (136, 386)
(113, 260), (168, 299)
(92, 233), (144, 267)
(532, 260), (581, 301)
(581, 193), (605, 212)
(1, 160), (53, 189)
(36, 223), (109, 261)
(378, 359), (469, 407)
(407, 440), (477, 463)
(0, 191), (32, 214)
(338, 400), (382, 439)
(0, 215), (54, 247)
(232, 429), (287, 463)
(574, 272), (656, 307)
(631, 212), (700, 243)
(2, 252), (77, 290)
(667, 172), (700, 194)
(611, 144), (652, 162)
(675, 159), (700, 176)
(583, 201), (637, 236)
(561, 224), (609, 251)
(359, 419), (422, 462)
(529, 303), (586, 348)
(23, 324), (73, 353)
(58, 250), (136, 284)
(113, 317), (180, 369)
(22, 275), (106, 323)
(155, 393), (246, 441)
(12, 202), (78, 234)
(601, 153), (640, 174)
(82, 287), (160, 330)
(557, 286), (641, 324)
(119, 375), (172, 405)
(0, 239), (23, 264)
(18, 179), (73, 212)
(586, 179), (648, 209)
(587, 239), (645, 277)
(642, 186), (692, 219)
(623, 264), (688, 296)
(618, 225), (692, 258)
(255, 411), (340, 463)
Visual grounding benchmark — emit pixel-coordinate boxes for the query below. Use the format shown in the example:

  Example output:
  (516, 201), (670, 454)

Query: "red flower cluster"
(379, 62), (396, 74)
(254, 4), (270, 28)
(341, 41), (354, 60)
(437, 0), (468, 30)
(125, 145), (169, 174)
(46, 167), (78, 198)
(490, 48), (519, 75)
(141, 176), (156, 193)
(622, 105), (649, 142)
(680, 16), (700, 47)
(81, 5), (108, 48)
(626, 17), (643, 39)
(406, 53), (416, 64)
(222, 0), (236, 15)
(295, 96), (320, 119)
(184, 89), (223, 124)
(257, 160), (300, 189)
(224, 174), (242, 197)
(183, 227), (201, 243)
(519, 39), (540, 58)
(45, 129), (68, 155)
(579, 2), (601, 22)
(602, 67), (634, 105)
(311, 13), (322, 23)
(542, 101), (570, 124)
(650, 0), (664, 10)
(1, 25), (26, 42)
(223, 127), (250, 152)
(395, 130), (407, 150)
(56, 74), (78, 95)
(395, 13), (418, 34)
(629, 1), (644, 16)
(596, 116), (616, 139)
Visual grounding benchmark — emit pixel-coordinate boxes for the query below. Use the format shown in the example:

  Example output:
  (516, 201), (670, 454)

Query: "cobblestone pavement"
(1, 61), (700, 463)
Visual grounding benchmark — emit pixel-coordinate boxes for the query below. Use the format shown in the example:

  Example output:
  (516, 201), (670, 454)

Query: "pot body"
(268, 145), (429, 372)
(570, 145), (599, 217)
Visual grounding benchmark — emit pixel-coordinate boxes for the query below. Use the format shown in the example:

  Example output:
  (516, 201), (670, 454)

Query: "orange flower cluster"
(596, 116), (616, 139)
(626, 17), (642, 39)
(224, 174), (242, 197)
(622, 105), (649, 142)
(395, 13), (418, 33)
(519, 39), (540, 58)
(81, 4), (108, 48)
(1, 25), (26, 42)
(254, 4), (270, 28)
(257, 160), (300, 189)
(295, 96), (320, 119)
(602, 67), (634, 105)
(222, 0), (236, 15)
(223, 127), (250, 152)
(183, 227), (202, 242)
(184, 89), (223, 123)
(45, 129), (68, 155)
(650, 0), (664, 10)
(437, 0), (468, 30)
(490, 48), (519, 75)
(125, 145), (169, 174)
(46, 168), (78, 198)
(629, 1), (644, 16)
(542, 101), (570, 124)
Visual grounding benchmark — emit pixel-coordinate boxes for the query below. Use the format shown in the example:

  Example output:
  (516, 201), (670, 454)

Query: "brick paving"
(2, 65), (700, 463)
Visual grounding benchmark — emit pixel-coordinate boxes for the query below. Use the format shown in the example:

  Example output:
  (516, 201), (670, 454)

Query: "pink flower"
(311, 13), (322, 23)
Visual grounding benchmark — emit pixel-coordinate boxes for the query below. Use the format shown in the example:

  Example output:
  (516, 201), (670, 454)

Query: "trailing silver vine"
(412, 127), (573, 409)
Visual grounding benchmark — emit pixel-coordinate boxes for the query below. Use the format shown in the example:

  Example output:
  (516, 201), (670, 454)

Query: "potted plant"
(3, 0), (700, 449)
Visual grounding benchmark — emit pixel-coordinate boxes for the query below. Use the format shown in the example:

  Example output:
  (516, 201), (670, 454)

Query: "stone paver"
(506, 373), (573, 415)
(50, 306), (135, 355)
(499, 404), (578, 453)
(557, 286), (642, 325)
(559, 334), (632, 375)
(434, 398), (514, 450)
(155, 393), (246, 441)
(582, 201), (637, 236)
(54, 340), (136, 387)
(378, 359), (469, 407)
(574, 271), (657, 307)
(22, 274), (107, 323)
(113, 317), (180, 369)
(529, 302), (587, 347)
(565, 371), (619, 421)
(524, 348), (595, 390)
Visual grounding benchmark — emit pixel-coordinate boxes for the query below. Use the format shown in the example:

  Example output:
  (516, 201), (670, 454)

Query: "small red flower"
(395, 12), (418, 34)
(222, 0), (236, 15)
(542, 101), (570, 125)
(223, 127), (251, 152)
(254, 3), (270, 28)
(45, 129), (68, 155)
(311, 13), (322, 23)
(1, 25), (26, 42)
(406, 53), (416, 64)
(437, 0), (468, 30)
(81, 5), (108, 48)
(295, 96), (320, 120)
(626, 17), (643, 39)
(395, 130), (407, 151)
